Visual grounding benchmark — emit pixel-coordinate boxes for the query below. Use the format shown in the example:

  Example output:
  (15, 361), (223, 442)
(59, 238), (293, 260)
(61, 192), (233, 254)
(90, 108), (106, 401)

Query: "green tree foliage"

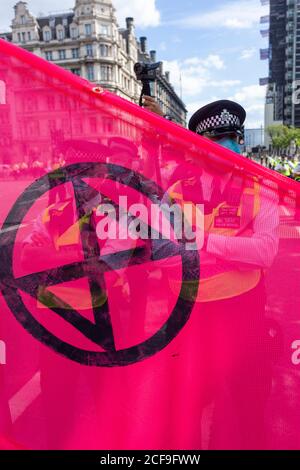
(267, 124), (295, 154)
(291, 127), (300, 151)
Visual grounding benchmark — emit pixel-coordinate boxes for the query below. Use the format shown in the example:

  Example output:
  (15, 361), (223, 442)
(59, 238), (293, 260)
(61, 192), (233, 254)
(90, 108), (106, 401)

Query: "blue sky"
(0, 0), (269, 128)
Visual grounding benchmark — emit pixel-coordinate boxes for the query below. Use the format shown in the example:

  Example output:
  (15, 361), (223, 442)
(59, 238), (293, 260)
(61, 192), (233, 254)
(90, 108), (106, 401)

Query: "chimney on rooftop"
(140, 36), (147, 53)
(150, 50), (157, 63)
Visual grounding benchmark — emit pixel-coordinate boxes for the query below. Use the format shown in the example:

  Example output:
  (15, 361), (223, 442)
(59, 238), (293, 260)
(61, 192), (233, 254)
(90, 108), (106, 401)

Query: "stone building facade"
(0, 0), (186, 125)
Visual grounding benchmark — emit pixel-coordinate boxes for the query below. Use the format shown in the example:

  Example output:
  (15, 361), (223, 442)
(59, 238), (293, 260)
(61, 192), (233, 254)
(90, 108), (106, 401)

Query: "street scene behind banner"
(0, 38), (299, 451)
(0, 0), (300, 453)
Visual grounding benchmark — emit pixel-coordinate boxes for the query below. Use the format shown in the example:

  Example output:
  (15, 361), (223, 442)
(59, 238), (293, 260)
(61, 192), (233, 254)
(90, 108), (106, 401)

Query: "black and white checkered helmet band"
(195, 109), (241, 134)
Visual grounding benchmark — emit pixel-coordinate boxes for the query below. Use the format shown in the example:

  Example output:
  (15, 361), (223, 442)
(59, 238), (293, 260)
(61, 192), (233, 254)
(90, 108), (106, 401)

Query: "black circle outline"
(0, 162), (200, 367)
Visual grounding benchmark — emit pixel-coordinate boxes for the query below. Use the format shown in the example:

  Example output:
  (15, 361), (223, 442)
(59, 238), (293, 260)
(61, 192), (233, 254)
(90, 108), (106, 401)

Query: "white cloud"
(171, 0), (268, 30)
(159, 41), (167, 51)
(114, 0), (160, 28)
(187, 99), (218, 116)
(168, 76), (265, 128)
(163, 56), (239, 98)
(230, 84), (266, 105)
(171, 36), (182, 44)
(210, 79), (242, 87)
(229, 84), (266, 129)
(201, 55), (225, 70)
(239, 48), (256, 60)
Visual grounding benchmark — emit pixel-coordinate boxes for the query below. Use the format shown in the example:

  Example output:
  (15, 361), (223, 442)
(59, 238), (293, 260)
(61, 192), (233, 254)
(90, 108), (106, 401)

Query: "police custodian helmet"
(188, 100), (246, 138)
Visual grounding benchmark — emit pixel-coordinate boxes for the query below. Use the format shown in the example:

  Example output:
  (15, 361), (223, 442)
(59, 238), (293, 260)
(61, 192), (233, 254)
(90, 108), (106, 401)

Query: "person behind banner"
(154, 99), (280, 449)
(191, 100), (280, 449)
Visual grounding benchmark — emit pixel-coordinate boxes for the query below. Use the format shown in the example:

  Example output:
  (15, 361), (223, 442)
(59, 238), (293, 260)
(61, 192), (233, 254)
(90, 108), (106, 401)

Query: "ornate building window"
(87, 64), (94, 81)
(100, 65), (112, 81)
(43, 28), (52, 42)
(57, 26), (65, 40)
(85, 24), (92, 36)
(86, 44), (93, 57)
(100, 24), (109, 36)
(70, 26), (78, 39)
(100, 44), (111, 57)
(58, 49), (66, 60)
(72, 48), (79, 59)
(45, 51), (53, 61)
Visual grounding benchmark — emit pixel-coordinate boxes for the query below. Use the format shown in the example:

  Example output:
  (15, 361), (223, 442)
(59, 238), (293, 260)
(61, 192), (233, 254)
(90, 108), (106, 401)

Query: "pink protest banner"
(0, 39), (300, 450)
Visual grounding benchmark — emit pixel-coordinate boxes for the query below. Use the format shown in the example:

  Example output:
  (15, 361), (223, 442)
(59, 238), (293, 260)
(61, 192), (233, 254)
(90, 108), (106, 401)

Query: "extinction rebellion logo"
(0, 162), (200, 367)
